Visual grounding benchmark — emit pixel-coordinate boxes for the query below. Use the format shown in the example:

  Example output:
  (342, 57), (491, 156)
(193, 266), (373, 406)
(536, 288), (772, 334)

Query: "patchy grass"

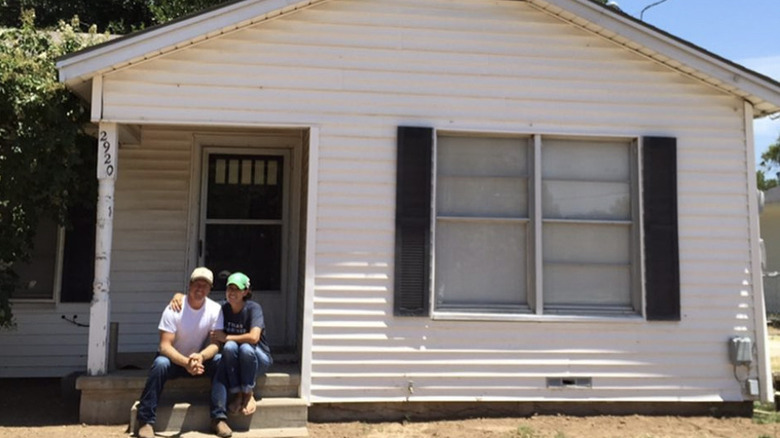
(514, 425), (543, 438)
(754, 402), (780, 424)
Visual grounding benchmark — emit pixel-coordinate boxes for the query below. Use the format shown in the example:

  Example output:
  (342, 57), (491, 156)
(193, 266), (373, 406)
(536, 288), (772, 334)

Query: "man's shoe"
(137, 423), (155, 438)
(211, 419), (233, 438)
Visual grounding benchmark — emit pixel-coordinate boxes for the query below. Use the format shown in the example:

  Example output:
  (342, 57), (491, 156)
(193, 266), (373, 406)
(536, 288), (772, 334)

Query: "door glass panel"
(204, 153), (285, 293)
(207, 154), (283, 220)
(205, 224), (282, 292)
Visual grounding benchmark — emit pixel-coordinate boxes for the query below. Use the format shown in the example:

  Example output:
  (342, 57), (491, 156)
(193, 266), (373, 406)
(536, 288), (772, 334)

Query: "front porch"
(77, 362), (307, 437)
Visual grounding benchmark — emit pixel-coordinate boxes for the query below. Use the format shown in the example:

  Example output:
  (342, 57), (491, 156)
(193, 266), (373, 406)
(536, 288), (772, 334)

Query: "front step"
(130, 397), (308, 437)
(77, 364), (303, 428)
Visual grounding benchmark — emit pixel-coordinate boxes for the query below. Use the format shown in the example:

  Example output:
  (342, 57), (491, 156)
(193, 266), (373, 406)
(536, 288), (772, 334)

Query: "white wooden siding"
(110, 128), (193, 352)
(96, 0), (758, 402)
(0, 303), (89, 377)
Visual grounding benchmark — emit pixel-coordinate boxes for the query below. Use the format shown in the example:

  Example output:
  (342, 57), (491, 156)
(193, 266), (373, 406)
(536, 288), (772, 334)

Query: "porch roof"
(56, 0), (780, 117)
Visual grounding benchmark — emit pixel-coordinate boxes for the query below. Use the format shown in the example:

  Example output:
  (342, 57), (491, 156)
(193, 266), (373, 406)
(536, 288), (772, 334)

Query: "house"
(761, 186), (780, 314)
(5, 0), (780, 420)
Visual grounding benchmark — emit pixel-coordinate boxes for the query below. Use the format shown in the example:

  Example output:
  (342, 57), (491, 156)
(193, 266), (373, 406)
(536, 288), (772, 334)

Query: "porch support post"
(87, 122), (118, 376)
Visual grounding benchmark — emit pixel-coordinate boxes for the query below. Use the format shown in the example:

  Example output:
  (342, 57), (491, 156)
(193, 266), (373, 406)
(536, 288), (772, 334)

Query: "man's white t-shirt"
(158, 296), (224, 356)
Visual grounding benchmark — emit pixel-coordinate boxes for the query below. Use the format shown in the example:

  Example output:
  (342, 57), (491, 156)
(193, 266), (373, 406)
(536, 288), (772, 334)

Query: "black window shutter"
(60, 203), (96, 303)
(394, 126), (433, 316)
(642, 136), (680, 321)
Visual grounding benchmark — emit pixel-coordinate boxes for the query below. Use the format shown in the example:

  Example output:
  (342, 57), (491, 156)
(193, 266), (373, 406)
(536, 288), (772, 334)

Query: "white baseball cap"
(190, 267), (214, 286)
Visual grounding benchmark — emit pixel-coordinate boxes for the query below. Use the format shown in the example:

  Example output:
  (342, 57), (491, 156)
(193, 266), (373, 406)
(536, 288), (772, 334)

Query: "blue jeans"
(136, 354), (227, 425)
(217, 341), (273, 395)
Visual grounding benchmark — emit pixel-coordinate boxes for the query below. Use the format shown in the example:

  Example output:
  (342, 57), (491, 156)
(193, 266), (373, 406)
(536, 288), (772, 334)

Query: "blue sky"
(611, 0), (780, 166)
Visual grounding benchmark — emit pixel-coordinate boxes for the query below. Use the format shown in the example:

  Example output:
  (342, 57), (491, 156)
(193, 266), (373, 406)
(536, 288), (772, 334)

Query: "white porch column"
(87, 122), (118, 376)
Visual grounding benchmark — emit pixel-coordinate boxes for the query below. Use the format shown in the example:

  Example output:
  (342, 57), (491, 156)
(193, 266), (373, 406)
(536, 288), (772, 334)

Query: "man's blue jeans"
(217, 341), (273, 394)
(136, 354), (227, 425)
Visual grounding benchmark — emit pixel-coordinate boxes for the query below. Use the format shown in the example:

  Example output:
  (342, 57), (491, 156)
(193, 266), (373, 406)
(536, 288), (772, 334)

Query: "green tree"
(759, 134), (780, 192)
(148, 0), (226, 25)
(0, 0), (154, 33)
(0, 11), (107, 328)
(0, 0), (227, 33)
(758, 170), (778, 191)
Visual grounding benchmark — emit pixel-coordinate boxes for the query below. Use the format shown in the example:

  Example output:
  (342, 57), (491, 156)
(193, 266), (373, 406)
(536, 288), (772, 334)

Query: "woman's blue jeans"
(216, 341), (273, 395)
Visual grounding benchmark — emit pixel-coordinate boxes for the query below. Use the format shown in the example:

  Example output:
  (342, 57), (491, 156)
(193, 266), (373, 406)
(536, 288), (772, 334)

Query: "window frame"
(430, 131), (644, 321)
(10, 223), (67, 304)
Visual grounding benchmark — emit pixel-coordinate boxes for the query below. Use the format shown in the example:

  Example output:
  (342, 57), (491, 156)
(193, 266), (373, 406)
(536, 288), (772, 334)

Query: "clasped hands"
(186, 353), (205, 376)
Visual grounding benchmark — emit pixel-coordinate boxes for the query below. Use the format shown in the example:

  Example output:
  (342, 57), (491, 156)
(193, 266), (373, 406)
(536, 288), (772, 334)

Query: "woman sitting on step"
(170, 272), (273, 417)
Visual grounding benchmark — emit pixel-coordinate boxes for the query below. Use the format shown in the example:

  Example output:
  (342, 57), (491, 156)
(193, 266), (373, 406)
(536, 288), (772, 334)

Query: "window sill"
(431, 310), (647, 323)
(8, 299), (58, 310)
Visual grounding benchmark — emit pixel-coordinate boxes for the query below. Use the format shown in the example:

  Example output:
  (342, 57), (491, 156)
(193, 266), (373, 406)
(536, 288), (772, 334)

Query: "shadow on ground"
(0, 377), (80, 426)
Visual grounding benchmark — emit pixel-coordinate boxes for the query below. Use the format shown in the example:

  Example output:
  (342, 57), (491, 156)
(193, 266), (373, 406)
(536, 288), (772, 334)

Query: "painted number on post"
(98, 126), (117, 179)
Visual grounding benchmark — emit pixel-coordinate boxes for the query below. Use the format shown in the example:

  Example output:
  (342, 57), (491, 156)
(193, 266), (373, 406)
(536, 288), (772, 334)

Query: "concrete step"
(77, 364), (300, 424)
(130, 397), (308, 437)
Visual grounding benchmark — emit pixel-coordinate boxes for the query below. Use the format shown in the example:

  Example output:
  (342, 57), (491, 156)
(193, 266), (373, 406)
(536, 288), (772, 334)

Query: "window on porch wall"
(11, 202), (96, 303)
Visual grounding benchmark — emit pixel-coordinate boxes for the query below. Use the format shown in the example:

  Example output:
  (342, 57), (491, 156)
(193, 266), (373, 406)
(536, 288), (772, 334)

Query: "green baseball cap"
(226, 272), (251, 290)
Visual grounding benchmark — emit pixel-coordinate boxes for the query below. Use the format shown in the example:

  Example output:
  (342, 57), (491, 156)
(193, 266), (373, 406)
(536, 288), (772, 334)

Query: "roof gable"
(56, 0), (780, 116)
(57, 0), (326, 85)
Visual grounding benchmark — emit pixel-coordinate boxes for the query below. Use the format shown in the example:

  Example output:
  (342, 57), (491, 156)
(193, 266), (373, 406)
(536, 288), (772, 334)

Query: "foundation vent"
(546, 377), (592, 389)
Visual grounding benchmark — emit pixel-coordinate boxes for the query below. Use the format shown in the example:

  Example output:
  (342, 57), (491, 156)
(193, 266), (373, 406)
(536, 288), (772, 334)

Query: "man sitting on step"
(136, 267), (233, 438)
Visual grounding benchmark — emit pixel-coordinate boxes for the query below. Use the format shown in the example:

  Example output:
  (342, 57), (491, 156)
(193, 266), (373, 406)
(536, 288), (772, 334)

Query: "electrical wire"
(640, 0), (671, 21)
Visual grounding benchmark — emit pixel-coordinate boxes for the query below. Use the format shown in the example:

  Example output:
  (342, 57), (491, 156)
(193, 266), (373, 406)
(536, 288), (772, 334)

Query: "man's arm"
(158, 330), (189, 368)
(159, 331), (203, 375)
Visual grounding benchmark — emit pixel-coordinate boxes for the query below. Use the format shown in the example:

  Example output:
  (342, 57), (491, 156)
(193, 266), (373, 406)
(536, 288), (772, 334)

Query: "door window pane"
(207, 154), (283, 220)
(205, 224), (281, 292)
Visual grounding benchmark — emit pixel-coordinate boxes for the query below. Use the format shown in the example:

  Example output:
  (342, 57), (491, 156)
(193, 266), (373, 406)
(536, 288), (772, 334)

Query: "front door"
(199, 148), (295, 353)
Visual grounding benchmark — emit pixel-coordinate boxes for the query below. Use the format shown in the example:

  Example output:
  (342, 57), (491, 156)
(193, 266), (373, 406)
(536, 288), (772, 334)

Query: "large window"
(433, 133), (638, 316)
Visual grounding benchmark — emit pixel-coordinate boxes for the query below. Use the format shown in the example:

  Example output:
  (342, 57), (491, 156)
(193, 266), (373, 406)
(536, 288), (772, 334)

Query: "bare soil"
(2, 327), (780, 438)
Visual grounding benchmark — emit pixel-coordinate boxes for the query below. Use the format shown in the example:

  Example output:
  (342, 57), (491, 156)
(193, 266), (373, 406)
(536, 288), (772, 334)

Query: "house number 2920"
(99, 130), (115, 178)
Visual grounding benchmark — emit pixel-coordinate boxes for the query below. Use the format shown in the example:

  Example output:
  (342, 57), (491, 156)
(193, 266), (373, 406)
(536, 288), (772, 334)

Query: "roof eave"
(56, 0), (325, 86)
(526, 0), (780, 117)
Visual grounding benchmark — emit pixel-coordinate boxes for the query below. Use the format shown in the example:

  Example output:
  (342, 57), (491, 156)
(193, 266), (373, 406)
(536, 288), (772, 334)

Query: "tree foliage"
(148, 0), (227, 26)
(0, 0), (229, 330)
(1, 0), (227, 34)
(759, 134), (780, 192)
(758, 170), (778, 192)
(0, 11), (107, 328)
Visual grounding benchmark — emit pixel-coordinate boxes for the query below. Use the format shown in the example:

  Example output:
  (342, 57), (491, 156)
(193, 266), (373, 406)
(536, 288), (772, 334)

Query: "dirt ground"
(2, 327), (780, 438)
(2, 411), (780, 438)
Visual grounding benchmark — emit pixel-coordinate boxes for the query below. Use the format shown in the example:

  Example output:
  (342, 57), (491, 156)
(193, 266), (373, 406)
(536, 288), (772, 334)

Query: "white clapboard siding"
(95, 0), (759, 402)
(109, 127), (193, 353)
(0, 304), (90, 377)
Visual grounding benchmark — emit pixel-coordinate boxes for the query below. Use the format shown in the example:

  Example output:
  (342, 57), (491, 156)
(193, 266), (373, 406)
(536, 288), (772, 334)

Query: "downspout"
(745, 101), (773, 402)
(87, 74), (117, 376)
